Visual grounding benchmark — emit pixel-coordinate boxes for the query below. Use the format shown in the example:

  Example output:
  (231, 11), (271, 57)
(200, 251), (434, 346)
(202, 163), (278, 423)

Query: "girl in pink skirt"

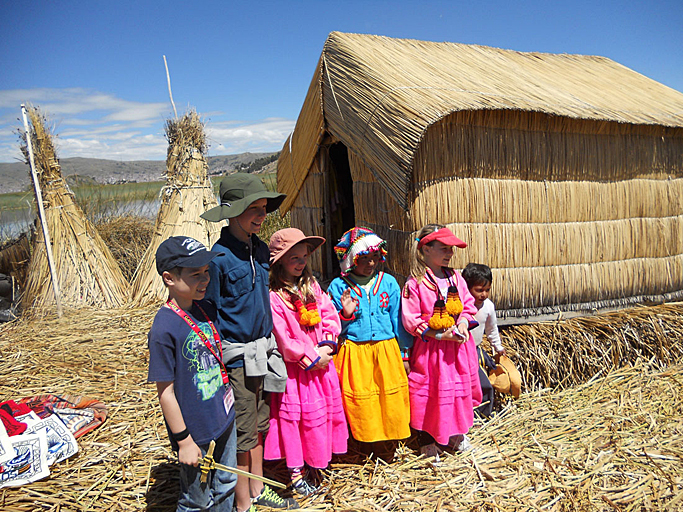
(265, 228), (348, 495)
(401, 224), (482, 456)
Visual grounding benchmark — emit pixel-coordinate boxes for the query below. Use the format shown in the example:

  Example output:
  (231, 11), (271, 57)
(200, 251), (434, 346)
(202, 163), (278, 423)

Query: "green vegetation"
(237, 152), (280, 174)
(0, 169), (290, 277)
(0, 169), (277, 212)
(0, 190), (35, 211)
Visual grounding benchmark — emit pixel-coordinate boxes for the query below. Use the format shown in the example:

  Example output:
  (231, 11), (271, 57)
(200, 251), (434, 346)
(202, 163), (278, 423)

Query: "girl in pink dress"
(265, 228), (348, 495)
(401, 224), (482, 456)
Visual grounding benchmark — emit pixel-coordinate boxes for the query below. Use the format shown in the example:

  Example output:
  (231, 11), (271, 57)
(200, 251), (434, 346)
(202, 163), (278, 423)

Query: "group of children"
(147, 173), (506, 512)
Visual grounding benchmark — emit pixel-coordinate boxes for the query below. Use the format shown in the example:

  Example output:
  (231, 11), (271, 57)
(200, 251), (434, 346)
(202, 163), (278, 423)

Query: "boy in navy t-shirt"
(148, 236), (236, 511)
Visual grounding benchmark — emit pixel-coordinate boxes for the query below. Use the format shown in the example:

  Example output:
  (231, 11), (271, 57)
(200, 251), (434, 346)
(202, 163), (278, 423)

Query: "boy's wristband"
(172, 428), (190, 442)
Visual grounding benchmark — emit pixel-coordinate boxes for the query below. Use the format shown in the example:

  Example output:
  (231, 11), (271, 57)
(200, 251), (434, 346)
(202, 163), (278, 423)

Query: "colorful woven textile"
(17, 394), (108, 438)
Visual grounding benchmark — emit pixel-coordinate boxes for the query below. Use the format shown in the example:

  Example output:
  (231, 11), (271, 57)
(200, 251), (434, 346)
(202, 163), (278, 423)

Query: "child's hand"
(457, 320), (469, 339)
(315, 345), (333, 369)
(177, 437), (202, 466)
(315, 352), (333, 369)
(497, 347), (507, 357)
(318, 345), (334, 357)
(340, 289), (358, 318)
(441, 327), (467, 343)
(403, 360), (411, 375)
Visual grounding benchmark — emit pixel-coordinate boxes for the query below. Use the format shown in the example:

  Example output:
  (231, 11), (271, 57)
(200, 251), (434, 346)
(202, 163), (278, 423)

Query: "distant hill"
(0, 152), (278, 193)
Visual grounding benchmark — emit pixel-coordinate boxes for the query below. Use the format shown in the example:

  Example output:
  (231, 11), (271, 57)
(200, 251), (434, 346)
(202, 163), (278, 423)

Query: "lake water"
(0, 199), (162, 240)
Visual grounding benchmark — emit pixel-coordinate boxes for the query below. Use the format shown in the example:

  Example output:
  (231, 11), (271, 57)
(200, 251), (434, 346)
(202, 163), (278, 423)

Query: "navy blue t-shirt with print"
(147, 299), (235, 448)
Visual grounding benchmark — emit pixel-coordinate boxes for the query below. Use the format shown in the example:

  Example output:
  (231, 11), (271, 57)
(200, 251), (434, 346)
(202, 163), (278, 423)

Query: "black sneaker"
(254, 485), (299, 509)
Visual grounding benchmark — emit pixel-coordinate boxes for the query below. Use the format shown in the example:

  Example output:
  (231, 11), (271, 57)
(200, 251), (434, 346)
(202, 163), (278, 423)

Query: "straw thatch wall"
(288, 156), (326, 274)
(20, 107), (129, 312)
(278, 32), (683, 317)
(411, 110), (683, 313)
(130, 111), (225, 306)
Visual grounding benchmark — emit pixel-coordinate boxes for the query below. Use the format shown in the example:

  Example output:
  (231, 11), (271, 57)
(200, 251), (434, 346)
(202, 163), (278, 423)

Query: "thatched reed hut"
(130, 111), (225, 305)
(20, 106), (129, 312)
(277, 32), (683, 320)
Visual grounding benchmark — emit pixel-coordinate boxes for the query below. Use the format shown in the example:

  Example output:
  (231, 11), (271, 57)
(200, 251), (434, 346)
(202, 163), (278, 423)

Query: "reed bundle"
(96, 215), (155, 282)
(129, 111), (224, 306)
(496, 301), (683, 390)
(415, 110), (683, 185)
(1, 304), (680, 510)
(0, 231), (32, 288)
(19, 106), (129, 313)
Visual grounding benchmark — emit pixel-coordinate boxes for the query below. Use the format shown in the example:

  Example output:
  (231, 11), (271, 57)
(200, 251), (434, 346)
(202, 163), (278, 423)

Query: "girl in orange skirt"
(328, 227), (411, 454)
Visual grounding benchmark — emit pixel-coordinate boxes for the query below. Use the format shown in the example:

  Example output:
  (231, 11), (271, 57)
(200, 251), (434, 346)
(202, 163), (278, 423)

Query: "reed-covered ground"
(1, 167), (681, 510)
(0, 304), (681, 511)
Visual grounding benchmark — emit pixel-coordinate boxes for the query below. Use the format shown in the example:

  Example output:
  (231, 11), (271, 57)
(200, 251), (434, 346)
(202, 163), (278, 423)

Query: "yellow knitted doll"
(445, 286), (464, 316)
(428, 299), (455, 331)
(294, 296), (321, 326)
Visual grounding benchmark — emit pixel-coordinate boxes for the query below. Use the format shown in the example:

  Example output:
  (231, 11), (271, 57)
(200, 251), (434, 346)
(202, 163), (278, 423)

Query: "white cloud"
(0, 88), (295, 162)
(205, 117), (295, 155)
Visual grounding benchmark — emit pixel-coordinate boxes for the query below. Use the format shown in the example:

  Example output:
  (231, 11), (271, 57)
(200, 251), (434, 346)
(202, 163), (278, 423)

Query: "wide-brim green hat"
(201, 172), (287, 222)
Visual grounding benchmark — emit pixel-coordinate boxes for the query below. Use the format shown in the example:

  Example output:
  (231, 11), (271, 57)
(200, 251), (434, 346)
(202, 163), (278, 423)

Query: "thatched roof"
(278, 32), (683, 211)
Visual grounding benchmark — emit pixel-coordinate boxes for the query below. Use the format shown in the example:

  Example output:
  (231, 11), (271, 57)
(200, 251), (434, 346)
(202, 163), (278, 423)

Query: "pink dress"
(264, 281), (348, 469)
(401, 268), (482, 445)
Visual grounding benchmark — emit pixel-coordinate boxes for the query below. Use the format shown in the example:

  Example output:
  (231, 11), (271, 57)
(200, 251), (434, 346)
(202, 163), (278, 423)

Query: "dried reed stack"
(494, 301), (683, 391)
(129, 111), (224, 306)
(0, 231), (32, 287)
(19, 106), (128, 313)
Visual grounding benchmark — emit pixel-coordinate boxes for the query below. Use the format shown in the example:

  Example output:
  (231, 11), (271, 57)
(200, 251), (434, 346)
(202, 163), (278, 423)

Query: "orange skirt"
(334, 338), (410, 442)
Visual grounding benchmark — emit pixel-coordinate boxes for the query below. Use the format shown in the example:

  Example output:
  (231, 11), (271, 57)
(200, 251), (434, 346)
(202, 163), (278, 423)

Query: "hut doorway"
(324, 142), (355, 277)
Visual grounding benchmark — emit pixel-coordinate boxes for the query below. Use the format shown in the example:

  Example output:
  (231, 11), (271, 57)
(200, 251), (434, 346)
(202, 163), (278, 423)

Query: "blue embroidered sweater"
(327, 271), (412, 351)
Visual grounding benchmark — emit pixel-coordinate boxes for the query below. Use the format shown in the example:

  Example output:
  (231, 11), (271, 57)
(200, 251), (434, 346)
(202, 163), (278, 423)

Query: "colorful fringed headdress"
(334, 227), (387, 276)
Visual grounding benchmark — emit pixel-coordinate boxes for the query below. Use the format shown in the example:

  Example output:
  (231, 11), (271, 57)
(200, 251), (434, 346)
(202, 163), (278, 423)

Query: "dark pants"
(177, 422), (237, 511)
(475, 347), (495, 418)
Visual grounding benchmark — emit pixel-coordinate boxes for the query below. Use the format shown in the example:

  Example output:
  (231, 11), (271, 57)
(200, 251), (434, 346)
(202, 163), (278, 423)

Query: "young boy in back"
(462, 263), (505, 419)
(148, 236), (236, 511)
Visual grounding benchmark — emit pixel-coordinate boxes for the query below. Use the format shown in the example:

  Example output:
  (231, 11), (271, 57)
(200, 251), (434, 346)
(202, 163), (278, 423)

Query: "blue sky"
(0, 0), (681, 163)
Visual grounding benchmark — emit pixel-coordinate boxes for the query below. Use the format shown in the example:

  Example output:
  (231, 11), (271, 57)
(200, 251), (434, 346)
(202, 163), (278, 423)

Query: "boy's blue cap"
(155, 236), (224, 275)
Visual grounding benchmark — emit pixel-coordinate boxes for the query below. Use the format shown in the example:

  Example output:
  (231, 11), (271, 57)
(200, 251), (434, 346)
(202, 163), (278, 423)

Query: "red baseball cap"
(417, 227), (467, 249)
